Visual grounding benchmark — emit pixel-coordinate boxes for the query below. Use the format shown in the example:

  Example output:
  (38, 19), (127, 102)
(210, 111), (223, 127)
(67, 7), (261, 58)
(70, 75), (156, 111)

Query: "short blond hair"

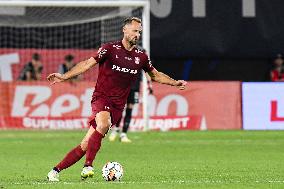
(123, 17), (142, 26)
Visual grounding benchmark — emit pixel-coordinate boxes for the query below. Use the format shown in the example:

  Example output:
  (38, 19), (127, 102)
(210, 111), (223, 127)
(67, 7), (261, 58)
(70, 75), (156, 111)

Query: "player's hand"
(47, 73), (66, 85)
(174, 80), (187, 90)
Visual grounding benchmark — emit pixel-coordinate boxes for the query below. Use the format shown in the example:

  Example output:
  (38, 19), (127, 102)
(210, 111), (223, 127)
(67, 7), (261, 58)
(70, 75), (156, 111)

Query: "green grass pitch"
(0, 130), (284, 189)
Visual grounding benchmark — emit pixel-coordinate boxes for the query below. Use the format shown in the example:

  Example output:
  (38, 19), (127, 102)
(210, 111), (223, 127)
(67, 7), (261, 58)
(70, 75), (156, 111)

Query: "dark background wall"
(150, 0), (284, 81)
(150, 0), (284, 58)
(152, 58), (271, 81)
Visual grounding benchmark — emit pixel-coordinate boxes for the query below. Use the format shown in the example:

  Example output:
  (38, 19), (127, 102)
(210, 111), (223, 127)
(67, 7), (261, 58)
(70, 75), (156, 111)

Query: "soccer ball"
(102, 161), (123, 181)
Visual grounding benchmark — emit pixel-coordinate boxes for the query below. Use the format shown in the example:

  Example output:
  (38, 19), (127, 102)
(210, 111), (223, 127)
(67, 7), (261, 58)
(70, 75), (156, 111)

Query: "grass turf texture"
(0, 130), (283, 189)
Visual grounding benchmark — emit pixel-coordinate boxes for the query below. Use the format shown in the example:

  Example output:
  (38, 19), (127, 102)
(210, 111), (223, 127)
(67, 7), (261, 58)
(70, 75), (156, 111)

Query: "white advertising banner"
(242, 82), (284, 130)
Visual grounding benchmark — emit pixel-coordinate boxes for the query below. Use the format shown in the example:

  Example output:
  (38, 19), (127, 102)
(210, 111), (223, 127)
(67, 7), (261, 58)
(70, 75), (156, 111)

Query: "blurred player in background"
(18, 53), (43, 81)
(109, 72), (153, 143)
(58, 54), (75, 74)
(46, 17), (187, 182)
(58, 54), (81, 81)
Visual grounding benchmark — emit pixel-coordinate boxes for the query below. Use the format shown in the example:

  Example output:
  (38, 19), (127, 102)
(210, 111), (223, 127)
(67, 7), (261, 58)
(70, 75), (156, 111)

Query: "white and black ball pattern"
(102, 162), (123, 181)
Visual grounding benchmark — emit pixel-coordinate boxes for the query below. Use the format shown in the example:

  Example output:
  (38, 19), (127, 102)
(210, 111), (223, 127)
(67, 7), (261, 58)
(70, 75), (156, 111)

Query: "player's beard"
(129, 37), (138, 46)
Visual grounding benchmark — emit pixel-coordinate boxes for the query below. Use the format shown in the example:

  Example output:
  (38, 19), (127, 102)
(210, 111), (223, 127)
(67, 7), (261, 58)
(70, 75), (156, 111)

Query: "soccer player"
(46, 17), (187, 181)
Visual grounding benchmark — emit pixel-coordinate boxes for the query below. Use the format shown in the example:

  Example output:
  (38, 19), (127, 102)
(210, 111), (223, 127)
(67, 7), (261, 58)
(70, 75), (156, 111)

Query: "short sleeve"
(142, 53), (154, 73)
(94, 44), (110, 64)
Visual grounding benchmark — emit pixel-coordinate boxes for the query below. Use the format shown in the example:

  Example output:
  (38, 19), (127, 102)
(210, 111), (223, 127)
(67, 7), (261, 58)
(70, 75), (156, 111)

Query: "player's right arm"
(141, 53), (186, 90)
(148, 69), (187, 90)
(47, 57), (97, 85)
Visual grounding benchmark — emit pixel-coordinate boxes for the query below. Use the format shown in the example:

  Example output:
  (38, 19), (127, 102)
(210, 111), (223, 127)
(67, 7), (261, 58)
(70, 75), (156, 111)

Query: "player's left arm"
(147, 69), (187, 90)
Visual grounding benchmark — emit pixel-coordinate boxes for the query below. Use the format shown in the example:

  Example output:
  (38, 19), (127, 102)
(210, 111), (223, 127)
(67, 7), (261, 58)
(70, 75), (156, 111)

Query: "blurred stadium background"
(0, 0), (284, 188)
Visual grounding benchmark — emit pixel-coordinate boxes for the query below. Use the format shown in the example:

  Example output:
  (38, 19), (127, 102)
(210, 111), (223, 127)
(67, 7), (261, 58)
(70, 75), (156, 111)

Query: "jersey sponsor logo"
(112, 64), (138, 74)
(134, 57), (140, 64)
(112, 45), (121, 49)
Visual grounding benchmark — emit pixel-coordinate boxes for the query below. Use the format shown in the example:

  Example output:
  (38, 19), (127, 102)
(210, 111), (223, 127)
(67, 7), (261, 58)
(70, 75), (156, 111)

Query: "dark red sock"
(55, 145), (86, 171)
(85, 131), (104, 166)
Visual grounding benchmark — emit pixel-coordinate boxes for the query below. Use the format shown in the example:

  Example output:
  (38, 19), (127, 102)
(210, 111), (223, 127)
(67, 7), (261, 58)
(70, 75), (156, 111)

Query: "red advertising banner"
(0, 49), (98, 81)
(129, 116), (202, 131)
(142, 81), (242, 130)
(0, 81), (242, 130)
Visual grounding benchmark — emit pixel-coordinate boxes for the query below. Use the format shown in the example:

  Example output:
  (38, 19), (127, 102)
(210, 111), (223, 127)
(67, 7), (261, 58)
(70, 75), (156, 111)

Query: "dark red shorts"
(89, 95), (123, 129)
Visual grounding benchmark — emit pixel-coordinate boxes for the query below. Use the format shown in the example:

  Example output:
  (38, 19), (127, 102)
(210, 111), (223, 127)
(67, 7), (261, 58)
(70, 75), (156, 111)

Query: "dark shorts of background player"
(89, 95), (123, 134)
(127, 90), (139, 104)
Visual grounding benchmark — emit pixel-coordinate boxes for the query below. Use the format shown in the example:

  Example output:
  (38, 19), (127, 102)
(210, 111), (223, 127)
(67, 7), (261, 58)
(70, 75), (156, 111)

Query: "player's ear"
(122, 26), (127, 33)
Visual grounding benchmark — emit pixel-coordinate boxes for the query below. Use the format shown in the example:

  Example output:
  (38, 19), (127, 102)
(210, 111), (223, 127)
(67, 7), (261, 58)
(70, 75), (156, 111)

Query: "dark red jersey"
(93, 41), (154, 110)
